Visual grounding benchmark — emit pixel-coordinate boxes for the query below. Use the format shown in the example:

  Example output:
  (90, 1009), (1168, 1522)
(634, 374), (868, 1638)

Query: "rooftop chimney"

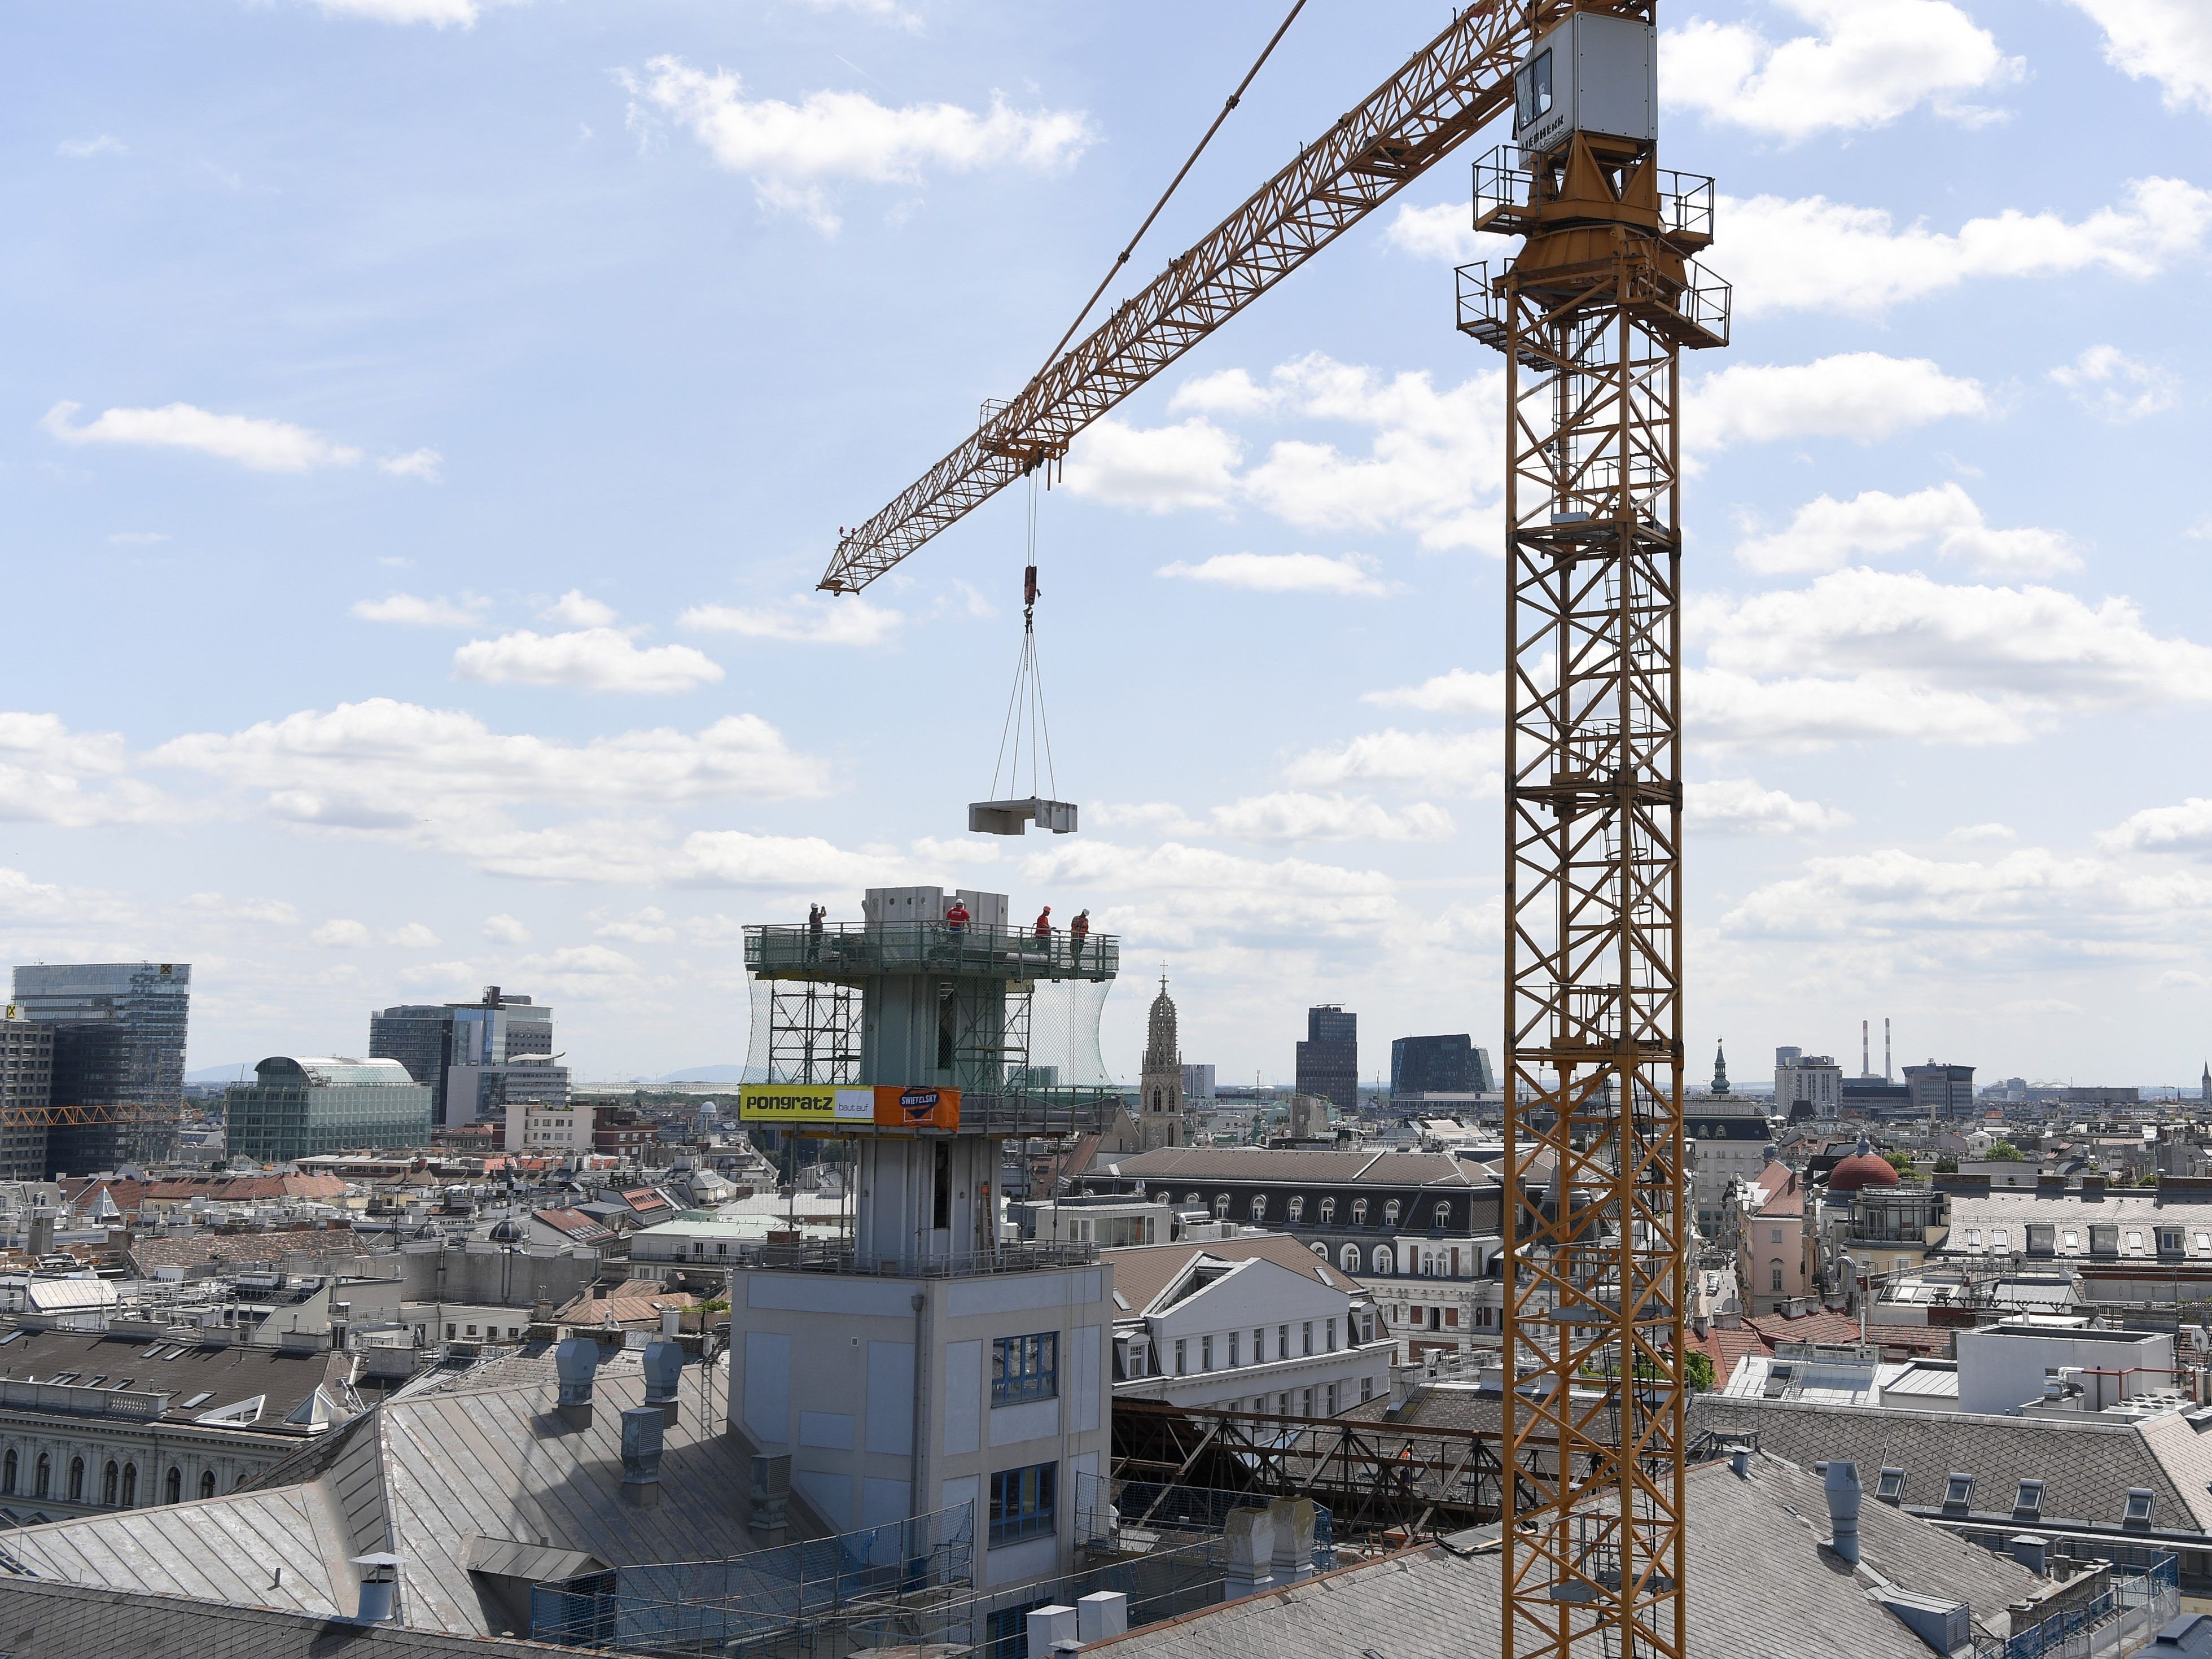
(554, 1336), (596, 1430)
(1825, 1460), (1863, 1565)
(642, 1336), (684, 1426)
(750, 1454), (791, 1544)
(351, 1553), (403, 1623)
(620, 1406), (664, 1506)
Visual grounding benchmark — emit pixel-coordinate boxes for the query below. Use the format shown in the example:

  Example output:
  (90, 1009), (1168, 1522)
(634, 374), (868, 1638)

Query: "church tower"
(1139, 971), (1186, 1150)
(1711, 1038), (1731, 1096)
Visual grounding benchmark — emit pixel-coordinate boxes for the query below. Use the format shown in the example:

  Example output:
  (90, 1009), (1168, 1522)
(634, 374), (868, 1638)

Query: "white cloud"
(107, 532), (169, 545)
(673, 830), (912, 890)
(304, 0), (484, 24)
(1208, 793), (1454, 843)
(1070, 354), (1503, 551)
(1722, 177), (2212, 316)
(597, 907), (677, 945)
(1020, 839), (1398, 945)
(541, 589), (619, 628)
(1687, 353), (1990, 459)
(1689, 569), (2212, 750)
(58, 135), (127, 159)
(2101, 798), (2212, 857)
(0, 866), (134, 929)
(452, 629), (724, 694)
(516, 944), (640, 977)
(378, 447), (443, 481)
(621, 56), (1092, 234)
(1384, 201), (1483, 264)
(0, 713), (172, 828)
(152, 697), (829, 824)
(1282, 728), (1504, 795)
(386, 923), (441, 948)
(351, 593), (485, 627)
(1687, 778), (1850, 836)
(483, 913), (532, 944)
(182, 892), (303, 927)
(1947, 823), (2018, 845)
(1157, 552), (1392, 597)
(680, 593), (902, 646)
(2064, 0), (2212, 113)
(1361, 667), (1505, 717)
(1061, 418), (1241, 513)
(1734, 483), (2079, 577)
(1663, 0), (2018, 139)
(41, 400), (364, 472)
(2049, 345), (2182, 423)
(312, 918), (371, 947)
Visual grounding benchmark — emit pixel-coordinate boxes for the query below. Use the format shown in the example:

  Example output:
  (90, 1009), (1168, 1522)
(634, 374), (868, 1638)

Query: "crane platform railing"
(744, 921), (1119, 984)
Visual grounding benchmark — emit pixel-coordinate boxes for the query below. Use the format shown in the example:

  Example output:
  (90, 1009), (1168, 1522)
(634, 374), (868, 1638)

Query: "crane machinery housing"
(818, 6), (1729, 1658)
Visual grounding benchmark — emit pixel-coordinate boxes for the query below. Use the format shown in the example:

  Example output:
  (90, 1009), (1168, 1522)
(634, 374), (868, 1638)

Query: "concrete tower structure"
(1138, 974), (1185, 1151)
(726, 887), (1119, 1589)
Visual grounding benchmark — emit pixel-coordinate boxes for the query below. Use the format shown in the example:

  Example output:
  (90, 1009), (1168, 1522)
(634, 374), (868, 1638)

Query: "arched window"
(1310, 1242), (1328, 1259)
(1341, 1244), (1363, 1273)
(1, 1449), (14, 1494)
(1383, 1199), (1401, 1226)
(1286, 1197), (1305, 1223)
(68, 1457), (84, 1504)
(35, 1455), (50, 1499)
(121, 1464), (137, 1507)
(1434, 1201), (1452, 1229)
(165, 1465), (182, 1505)
(1151, 1087), (1162, 1113)
(1250, 1195), (1267, 1222)
(1351, 1198), (1368, 1226)
(1214, 1194), (1229, 1218)
(1374, 1246), (1395, 1275)
(1319, 1197), (1336, 1224)
(199, 1470), (217, 1500)
(1184, 1192), (1201, 1207)
(102, 1461), (118, 1507)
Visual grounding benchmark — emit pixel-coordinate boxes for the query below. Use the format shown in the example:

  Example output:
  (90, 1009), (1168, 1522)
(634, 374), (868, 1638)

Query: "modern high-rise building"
(369, 986), (554, 1127)
(1775, 1051), (1842, 1120)
(1905, 1061), (1977, 1121)
(1295, 1005), (1357, 1113)
(1180, 1063), (1216, 1102)
(0, 1016), (54, 1181)
(1389, 1034), (1495, 1100)
(10, 961), (190, 1174)
(226, 1056), (433, 1163)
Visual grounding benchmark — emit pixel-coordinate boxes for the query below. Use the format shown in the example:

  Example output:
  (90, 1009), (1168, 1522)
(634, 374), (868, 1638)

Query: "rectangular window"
(1254, 1327), (1265, 1362)
(992, 1333), (1058, 1406)
(1326, 1319), (1338, 1352)
(1201, 1335), (1214, 1372)
(1228, 1332), (1240, 1367)
(1326, 1383), (1339, 1415)
(1175, 1338), (1187, 1376)
(1360, 1376), (1373, 1403)
(1278, 1325), (1289, 1360)
(989, 1461), (1057, 1547)
(1302, 1321), (1313, 1356)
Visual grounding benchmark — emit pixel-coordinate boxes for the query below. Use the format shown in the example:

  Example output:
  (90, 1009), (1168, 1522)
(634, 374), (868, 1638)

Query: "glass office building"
(1295, 1004), (1359, 1113)
(11, 962), (190, 1173)
(370, 987), (552, 1127)
(1390, 1034), (1496, 1099)
(226, 1057), (433, 1164)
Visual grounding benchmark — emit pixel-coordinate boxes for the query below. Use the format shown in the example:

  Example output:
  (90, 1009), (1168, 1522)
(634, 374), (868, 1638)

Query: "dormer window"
(2013, 1479), (2043, 1522)
(1286, 1197), (1305, 1223)
(1352, 1198), (1369, 1226)
(1383, 1199), (1401, 1226)
(1942, 1473), (1974, 1514)
(1319, 1197), (1336, 1224)
(2123, 1489), (2155, 1529)
(1874, 1468), (1907, 1505)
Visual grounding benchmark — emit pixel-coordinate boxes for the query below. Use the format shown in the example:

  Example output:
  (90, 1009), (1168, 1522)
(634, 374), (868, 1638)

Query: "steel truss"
(1463, 110), (1725, 1659)
(766, 981), (861, 1084)
(1110, 1400), (1551, 1544)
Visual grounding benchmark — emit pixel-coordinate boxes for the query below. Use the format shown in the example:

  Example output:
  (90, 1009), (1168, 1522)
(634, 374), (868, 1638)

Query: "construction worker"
(1033, 905), (1052, 948)
(806, 903), (824, 960)
(1069, 908), (1090, 964)
(944, 896), (970, 935)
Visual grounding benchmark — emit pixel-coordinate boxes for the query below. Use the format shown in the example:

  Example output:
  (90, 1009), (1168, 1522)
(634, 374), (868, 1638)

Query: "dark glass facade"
(1390, 1034), (1496, 1098)
(11, 962), (189, 1173)
(226, 1057), (433, 1162)
(1295, 1004), (1358, 1113)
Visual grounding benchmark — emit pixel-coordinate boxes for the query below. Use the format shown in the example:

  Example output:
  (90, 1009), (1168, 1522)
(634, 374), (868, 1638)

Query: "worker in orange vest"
(1069, 908), (1090, 964)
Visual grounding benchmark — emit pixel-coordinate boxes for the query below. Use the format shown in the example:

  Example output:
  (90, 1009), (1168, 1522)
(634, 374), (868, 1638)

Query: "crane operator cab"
(1511, 10), (1657, 156)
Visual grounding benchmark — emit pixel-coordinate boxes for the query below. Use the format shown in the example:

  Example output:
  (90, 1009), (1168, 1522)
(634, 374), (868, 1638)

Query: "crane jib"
(818, 0), (1579, 596)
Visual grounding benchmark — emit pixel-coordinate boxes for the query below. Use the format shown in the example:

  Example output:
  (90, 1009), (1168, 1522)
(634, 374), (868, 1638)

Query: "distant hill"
(654, 1065), (747, 1084)
(185, 1063), (259, 1084)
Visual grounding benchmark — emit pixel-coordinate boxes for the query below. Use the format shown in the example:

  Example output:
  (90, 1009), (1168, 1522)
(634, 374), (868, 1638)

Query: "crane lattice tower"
(1460, 8), (1727, 1655)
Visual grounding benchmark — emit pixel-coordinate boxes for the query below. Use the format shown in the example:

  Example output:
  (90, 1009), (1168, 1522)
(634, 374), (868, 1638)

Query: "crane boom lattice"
(1461, 42), (1728, 1658)
(819, 0), (1569, 594)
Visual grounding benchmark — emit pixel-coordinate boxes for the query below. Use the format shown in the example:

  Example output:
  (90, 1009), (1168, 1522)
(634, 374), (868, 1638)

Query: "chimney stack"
(554, 1336), (596, 1430)
(749, 1454), (791, 1543)
(642, 1336), (684, 1426)
(1825, 1460), (1862, 1565)
(620, 1406), (665, 1506)
(351, 1553), (403, 1623)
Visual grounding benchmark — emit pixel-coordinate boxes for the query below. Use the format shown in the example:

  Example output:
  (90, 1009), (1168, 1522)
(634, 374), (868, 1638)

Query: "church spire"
(1711, 1038), (1730, 1096)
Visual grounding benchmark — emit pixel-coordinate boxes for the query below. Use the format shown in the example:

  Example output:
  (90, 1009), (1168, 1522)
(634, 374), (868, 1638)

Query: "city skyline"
(4, 2), (2208, 1084)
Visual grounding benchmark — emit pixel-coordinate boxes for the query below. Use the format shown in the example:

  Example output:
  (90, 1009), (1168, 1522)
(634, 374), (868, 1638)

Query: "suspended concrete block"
(969, 797), (1079, 836)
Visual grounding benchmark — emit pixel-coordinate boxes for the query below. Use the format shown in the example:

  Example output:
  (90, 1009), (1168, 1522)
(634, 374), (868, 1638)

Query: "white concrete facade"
(727, 1262), (1114, 1586)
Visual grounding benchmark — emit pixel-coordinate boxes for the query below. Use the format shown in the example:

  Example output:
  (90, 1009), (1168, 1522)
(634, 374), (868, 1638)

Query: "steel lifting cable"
(1026, 0), (1311, 389)
(988, 472), (1059, 803)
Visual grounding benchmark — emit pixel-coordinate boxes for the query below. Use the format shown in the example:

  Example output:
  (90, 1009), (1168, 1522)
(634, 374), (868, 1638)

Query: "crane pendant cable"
(969, 474), (1076, 837)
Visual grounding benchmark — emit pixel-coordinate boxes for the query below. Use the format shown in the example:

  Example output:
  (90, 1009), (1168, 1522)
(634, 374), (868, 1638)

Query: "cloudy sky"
(5, 0), (2208, 1088)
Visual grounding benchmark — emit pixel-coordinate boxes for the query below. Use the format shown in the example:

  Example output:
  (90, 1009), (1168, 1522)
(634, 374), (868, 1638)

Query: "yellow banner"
(738, 1085), (876, 1123)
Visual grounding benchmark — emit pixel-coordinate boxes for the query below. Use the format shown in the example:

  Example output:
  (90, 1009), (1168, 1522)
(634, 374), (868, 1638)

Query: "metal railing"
(732, 1238), (1100, 1280)
(0, 1379), (170, 1421)
(1469, 147), (1716, 245)
(1974, 1555), (2178, 1659)
(746, 922), (1120, 984)
(1075, 1472), (1335, 1571)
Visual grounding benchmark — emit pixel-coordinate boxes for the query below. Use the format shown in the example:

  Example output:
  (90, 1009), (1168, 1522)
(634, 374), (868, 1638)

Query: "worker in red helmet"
(1033, 904), (1052, 945)
(1069, 908), (1090, 964)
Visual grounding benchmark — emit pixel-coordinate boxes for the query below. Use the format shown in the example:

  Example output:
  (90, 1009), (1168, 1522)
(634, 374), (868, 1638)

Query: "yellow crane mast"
(817, 7), (1726, 1656)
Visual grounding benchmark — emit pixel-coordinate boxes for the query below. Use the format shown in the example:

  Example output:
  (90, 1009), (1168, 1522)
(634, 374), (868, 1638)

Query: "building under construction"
(6, 961), (190, 1175)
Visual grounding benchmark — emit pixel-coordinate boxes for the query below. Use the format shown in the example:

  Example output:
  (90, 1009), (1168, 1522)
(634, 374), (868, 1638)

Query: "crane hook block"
(1023, 564), (1040, 611)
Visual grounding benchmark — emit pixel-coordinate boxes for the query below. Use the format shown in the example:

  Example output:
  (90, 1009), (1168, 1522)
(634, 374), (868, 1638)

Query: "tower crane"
(817, 6), (1727, 1657)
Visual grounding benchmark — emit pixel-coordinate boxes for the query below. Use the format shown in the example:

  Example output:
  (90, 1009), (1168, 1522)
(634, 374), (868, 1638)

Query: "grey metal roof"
(1690, 1391), (2212, 1533)
(0, 1575), (563, 1657)
(1941, 1190), (2212, 1260)
(1090, 1450), (2044, 1659)
(1092, 1148), (1487, 1188)
(0, 1326), (352, 1428)
(0, 1345), (756, 1640)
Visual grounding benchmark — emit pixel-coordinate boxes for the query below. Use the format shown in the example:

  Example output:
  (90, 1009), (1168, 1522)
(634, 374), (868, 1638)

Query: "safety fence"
(1973, 1554), (2178, 1659)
